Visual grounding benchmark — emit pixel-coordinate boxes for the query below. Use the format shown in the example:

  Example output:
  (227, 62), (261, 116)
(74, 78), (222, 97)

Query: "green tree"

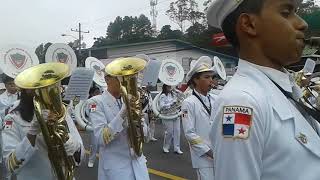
(35, 42), (52, 64)
(92, 14), (155, 47)
(185, 22), (206, 39)
(166, 0), (204, 31)
(297, 0), (320, 16)
(106, 16), (123, 41)
(188, 0), (205, 25)
(157, 25), (184, 40)
(166, 0), (189, 32)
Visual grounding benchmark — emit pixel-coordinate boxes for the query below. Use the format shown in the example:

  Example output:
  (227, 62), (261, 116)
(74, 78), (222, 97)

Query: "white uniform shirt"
(142, 92), (153, 114)
(0, 90), (19, 120)
(210, 60), (320, 180)
(87, 90), (148, 180)
(2, 102), (85, 180)
(159, 92), (179, 120)
(159, 93), (175, 111)
(0, 91), (18, 110)
(181, 90), (216, 168)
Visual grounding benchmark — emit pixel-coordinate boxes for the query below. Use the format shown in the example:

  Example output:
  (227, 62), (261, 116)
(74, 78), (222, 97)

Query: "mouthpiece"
(304, 37), (320, 47)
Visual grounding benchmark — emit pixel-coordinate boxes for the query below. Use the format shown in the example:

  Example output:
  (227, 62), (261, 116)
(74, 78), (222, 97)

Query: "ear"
(238, 13), (258, 36)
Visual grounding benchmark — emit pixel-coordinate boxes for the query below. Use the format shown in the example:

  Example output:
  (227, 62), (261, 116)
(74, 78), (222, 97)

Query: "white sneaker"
(163, 147), (169, 153)
(174, 149), (183, 155)
(150, 137), (158, 141)
(87, 161), (94, 168)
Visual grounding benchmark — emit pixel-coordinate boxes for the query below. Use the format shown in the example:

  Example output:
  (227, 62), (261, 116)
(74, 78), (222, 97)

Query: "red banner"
(212, 33), (229, 47)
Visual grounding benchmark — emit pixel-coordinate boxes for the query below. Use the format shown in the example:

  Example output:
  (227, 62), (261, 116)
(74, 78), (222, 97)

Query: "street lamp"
(61, 33), (78, 40)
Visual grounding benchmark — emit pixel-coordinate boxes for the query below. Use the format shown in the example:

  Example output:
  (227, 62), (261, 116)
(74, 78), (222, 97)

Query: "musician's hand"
(119, 103), (127, 119)
(205, 149), (214, 159)
(41, 109), (57, 123)
(64, 135), (81, 156)
(28, 119), (41, 136)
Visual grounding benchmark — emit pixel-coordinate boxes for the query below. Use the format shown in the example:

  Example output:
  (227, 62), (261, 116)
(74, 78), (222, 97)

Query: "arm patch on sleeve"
(90, 103), (97, 112)
(222, 106), (253, 139)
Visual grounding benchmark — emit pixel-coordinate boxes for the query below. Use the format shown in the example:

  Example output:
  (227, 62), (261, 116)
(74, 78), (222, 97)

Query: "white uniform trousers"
(88, 131), (98, 163)
(163, 118), (181, 151)
(196, 168), (214, 180)
(98, 157), (150, 180)
(148, 120), (156, 140)
(144, 113), (156, 141)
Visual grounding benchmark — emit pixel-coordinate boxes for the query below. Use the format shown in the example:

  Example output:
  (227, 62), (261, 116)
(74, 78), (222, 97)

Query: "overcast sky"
(0, 0), (318, 49)
(0, 0), (207, 49)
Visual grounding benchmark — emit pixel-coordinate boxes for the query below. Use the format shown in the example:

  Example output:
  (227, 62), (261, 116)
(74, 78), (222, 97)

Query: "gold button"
(298, 133), (308, 144)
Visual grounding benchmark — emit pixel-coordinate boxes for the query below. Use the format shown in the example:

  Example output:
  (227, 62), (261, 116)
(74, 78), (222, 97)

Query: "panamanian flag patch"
(90, 103), (97, 112)
(4, 120), (13, 129)
(222, 106), (253, 139)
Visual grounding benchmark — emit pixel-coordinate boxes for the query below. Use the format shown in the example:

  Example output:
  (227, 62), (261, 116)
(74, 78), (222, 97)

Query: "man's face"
(255, 0), (308, 66)
(106, 75), (120, 92)
(5, 81), (17, 94)
(194, 71), (214, 93)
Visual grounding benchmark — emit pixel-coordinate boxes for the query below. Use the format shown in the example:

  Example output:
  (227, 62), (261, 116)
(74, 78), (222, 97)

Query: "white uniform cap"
(186, 56), (213, 83)
(207, 0), (245, 29)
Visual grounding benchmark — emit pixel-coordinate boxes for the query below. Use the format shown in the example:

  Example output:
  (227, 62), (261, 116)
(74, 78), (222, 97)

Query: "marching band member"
(2, 89), (84, 180)
(142, 85), (157, 142)
(207, 0), (320, 180)
(87, 85), (101, 168)
(0, 75), (19, 120)
(0, 74), (19, 166)
(87, 73), (150, 180)
(159, 84), (183, 154)
(181, 56), (220, 180)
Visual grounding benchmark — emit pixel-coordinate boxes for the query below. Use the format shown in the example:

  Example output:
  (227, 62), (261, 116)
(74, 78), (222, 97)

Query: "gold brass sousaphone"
(15, 63), (75, 180)
(105, 57), (147, 156)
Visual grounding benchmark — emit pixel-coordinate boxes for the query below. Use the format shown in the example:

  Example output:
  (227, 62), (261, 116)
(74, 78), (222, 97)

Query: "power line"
(70, 23), (90, 65)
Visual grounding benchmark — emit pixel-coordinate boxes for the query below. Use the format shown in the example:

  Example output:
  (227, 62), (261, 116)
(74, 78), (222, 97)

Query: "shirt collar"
(5, 90), (17, 97)
(194, 89), (210, 100)
(238, 59), (303, 99)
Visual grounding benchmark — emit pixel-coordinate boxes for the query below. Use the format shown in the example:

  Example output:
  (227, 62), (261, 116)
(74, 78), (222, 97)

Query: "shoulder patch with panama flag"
(89, 103), (97, 112)
(182, 109), (188, 119)
(222, 106), (253, 139)
(4, 118), (14, 129)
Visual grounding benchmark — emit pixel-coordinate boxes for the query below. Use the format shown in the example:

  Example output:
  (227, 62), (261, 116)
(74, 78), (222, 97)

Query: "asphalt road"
(76, 120), (197, 180)
(0, 120), (197, 180)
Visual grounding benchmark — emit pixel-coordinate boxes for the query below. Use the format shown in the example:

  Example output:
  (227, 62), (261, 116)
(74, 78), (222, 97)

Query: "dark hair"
(2, 75), (14, 84)
(89, 86), (100, 98)
(161, 84), (173, 96)
(13, 90), (34, 122)
(222, 0), (265, 48)
(188, 72), (204, 88)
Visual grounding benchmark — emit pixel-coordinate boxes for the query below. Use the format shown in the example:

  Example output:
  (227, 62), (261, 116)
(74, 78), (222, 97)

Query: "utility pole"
(150, 0), (158, 35)
(71, 23), (89, 66)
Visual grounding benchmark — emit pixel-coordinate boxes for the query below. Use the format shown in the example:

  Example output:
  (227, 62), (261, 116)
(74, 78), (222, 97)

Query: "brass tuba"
(15, 63), (75, 180)
(292, 37), (320, 109)
(105, 57), (147, 156)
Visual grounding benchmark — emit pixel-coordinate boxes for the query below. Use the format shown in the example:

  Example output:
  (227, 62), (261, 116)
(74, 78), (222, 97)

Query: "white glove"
(119, 102), (127, 119)
(41, 109), (51, 121)
(28, 119), (41, 135)
(64, 135), (81, 156)
(27, 109), (51, 135)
